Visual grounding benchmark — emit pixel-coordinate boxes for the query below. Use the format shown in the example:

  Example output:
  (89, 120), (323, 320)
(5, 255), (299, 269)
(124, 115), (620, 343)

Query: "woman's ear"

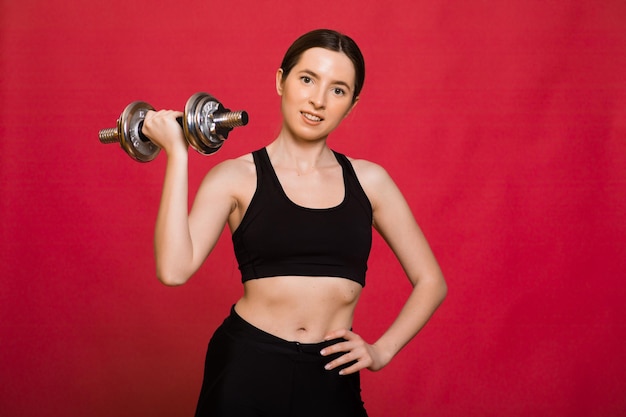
(275, 68), (284, 96)
(344, 96), (359, 119)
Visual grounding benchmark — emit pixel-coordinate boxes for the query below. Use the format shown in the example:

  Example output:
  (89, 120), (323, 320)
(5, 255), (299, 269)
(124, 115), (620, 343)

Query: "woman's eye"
(301, 76), (312, 84)
(333, 88), (346, 96)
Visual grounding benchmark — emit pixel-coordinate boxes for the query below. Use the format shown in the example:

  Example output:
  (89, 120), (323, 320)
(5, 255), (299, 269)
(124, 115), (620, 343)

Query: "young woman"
(142, 29), (447, 417)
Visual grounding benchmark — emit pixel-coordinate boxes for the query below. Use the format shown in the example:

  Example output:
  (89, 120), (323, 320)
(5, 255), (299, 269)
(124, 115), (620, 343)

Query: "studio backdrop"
(1, 0), (625, 416)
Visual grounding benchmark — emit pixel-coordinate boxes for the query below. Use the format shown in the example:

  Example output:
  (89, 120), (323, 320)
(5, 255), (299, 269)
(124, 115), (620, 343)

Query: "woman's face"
(276, 47), (358, 142)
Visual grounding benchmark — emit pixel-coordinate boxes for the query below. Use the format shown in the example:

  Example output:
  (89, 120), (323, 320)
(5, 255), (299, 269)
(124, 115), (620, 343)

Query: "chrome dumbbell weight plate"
(98, 101), (160, 162)
(183, 92), (228, 155)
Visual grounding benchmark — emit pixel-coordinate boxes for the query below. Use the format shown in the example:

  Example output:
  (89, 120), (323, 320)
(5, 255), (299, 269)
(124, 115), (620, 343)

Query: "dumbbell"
(99, 92), (248, 162)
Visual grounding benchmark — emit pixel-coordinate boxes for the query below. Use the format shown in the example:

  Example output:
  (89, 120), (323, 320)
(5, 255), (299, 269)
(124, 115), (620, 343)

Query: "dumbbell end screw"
(214, 110), (249, 130)
(99, 127), (120, 144)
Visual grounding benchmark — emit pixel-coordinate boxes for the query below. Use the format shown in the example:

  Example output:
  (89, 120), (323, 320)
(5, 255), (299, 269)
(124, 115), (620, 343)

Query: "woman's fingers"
(320, 330), (376, 375)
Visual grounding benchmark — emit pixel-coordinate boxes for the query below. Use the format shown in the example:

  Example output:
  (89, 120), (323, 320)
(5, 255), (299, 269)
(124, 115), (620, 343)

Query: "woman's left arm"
(322, 160), (447, 374)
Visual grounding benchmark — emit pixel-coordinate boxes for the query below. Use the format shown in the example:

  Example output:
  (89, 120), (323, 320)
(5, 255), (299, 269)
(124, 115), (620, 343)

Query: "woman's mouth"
(301, 112), (323, 122)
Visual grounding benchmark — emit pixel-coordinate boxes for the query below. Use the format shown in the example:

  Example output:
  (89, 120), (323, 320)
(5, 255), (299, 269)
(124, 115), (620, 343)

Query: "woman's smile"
(301, 111), (323, 123)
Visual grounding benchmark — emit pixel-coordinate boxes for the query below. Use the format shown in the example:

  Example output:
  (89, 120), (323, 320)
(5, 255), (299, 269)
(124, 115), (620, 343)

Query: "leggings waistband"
(223, 305), (345, 355)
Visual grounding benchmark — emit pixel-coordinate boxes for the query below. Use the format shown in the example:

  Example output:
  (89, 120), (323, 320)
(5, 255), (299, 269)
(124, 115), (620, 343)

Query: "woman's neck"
(266, 137), (335, 176)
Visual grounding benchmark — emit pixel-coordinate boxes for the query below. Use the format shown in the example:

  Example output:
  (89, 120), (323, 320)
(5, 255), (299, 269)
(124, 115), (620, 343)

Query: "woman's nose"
(309, 87), (326, 109)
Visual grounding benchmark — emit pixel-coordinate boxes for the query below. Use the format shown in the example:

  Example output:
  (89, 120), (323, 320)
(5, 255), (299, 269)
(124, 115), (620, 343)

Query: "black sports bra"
(232, 148), (373, 286)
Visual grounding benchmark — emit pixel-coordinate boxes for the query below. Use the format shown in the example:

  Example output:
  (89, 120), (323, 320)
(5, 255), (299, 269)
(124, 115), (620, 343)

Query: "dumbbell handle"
(133, 111), (249, 144)
(99, 118), (184, 145)
(135, 117), (183, 143)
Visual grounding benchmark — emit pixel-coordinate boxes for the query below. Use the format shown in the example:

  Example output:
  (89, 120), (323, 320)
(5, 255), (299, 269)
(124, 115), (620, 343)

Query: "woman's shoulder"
(341, 155), (413, 221)
(340, 154), (401, 209)
(199, 151), (256, 189)
(343, 155), (392, 186)
(208, 152), (254, 175)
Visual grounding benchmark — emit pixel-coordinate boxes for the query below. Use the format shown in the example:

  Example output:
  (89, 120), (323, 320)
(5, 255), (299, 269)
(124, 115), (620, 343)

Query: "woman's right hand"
(141, 109), (187, 157)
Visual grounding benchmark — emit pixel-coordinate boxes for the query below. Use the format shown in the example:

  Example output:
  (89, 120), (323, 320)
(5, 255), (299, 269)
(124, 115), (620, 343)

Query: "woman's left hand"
(320, 329), (390, 375)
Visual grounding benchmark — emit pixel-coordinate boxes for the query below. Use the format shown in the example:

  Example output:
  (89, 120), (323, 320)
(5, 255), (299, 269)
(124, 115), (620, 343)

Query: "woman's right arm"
(142, 110), (235, 286)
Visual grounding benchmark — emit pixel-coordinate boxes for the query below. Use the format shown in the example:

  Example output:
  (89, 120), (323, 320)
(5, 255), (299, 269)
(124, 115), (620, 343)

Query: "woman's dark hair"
(280, 29), (365, 103)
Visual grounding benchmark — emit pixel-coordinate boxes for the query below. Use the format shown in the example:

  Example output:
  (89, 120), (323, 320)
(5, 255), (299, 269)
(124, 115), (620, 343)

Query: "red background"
(2, 1), (625, 416)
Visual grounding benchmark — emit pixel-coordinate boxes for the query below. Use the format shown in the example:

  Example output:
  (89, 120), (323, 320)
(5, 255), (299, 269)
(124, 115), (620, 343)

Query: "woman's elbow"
(438, 277), (448, 303)
(155, 265), (190, 287)
(420, 271), (447, 305)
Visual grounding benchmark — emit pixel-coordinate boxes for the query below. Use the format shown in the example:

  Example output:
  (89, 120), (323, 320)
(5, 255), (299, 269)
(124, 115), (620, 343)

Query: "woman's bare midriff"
(234, 276), (362, 343)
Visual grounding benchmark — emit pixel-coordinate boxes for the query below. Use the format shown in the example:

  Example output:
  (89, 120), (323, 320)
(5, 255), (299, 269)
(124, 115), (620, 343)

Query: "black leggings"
(194, 306), (369, 417)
